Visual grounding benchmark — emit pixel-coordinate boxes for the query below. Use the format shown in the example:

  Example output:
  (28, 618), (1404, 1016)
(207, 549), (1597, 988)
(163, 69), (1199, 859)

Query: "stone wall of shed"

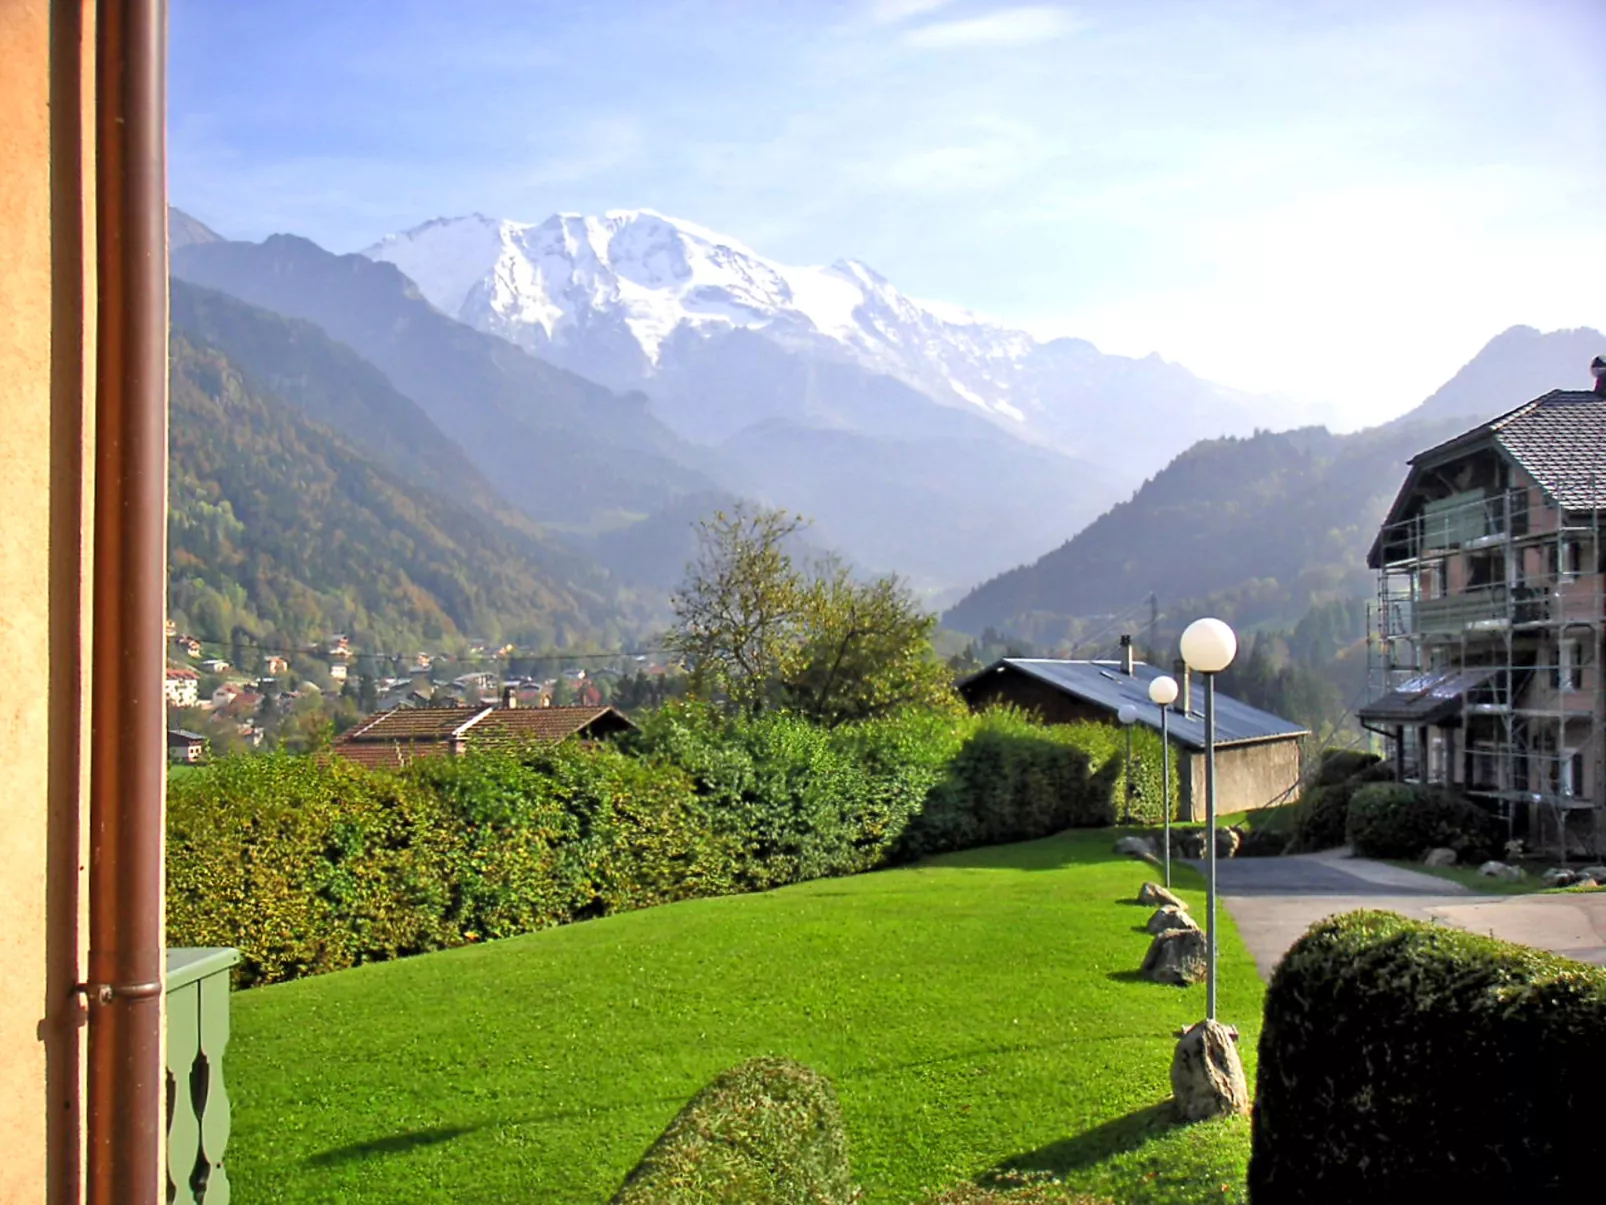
(1179, 739), (1302, 821)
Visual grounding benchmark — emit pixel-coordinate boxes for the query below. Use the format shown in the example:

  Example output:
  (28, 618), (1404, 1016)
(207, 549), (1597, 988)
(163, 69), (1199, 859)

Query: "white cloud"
(902, 5), (1086, 49)
(867, 0), (959, 25)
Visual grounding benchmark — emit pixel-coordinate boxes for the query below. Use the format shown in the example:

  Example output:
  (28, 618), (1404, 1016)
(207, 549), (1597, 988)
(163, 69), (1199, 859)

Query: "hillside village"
(7, 6), (1606, 1205)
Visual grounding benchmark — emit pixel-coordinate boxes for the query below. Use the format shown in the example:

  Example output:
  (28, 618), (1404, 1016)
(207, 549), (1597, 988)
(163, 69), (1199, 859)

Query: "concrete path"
(1187, 849), (1606, 977)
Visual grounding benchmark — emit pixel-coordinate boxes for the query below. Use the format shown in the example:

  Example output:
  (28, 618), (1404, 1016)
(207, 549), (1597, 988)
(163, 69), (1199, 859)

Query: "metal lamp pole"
(1117, 704), (1138, 825)
(1148, 675), (1178, 888)
(1180, 620), (1236, 1024)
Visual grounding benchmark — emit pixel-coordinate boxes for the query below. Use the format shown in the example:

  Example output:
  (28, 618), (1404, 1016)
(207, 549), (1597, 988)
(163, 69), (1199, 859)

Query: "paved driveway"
(1187, 849), (1606, 977)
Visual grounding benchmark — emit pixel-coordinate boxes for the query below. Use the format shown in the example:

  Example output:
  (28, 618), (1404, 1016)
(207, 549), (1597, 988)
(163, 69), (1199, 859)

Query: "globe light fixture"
(1116, 703), (1138, 725)
(1180, 617), (1237, 675)
(1148, 675), (1178, 886)
(1178, 617), (1236, 1022)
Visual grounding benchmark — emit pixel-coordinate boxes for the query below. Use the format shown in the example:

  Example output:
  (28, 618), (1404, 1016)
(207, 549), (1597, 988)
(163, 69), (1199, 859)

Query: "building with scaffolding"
(1361, 367), (1606, 855)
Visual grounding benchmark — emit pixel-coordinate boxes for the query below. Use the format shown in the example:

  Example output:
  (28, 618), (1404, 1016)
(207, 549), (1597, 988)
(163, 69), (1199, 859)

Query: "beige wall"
(0, 2), (96, 1201)
(1179, 739), (1302, 821)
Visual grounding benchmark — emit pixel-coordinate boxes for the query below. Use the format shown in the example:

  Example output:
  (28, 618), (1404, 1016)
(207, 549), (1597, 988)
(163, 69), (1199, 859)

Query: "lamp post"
(1148, 674), (1178, 888)
(1179, 617), (1236, 1022)
(1117, 703), (1138, 825)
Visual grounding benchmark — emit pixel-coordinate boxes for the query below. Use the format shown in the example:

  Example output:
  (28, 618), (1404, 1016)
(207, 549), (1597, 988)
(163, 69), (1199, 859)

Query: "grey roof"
(1358, 668), (1495, 726)
(962, 659), (1308, 750)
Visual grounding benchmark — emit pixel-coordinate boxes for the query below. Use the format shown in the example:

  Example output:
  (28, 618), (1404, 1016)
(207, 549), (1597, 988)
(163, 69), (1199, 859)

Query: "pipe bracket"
(77, 980), (163, 1004)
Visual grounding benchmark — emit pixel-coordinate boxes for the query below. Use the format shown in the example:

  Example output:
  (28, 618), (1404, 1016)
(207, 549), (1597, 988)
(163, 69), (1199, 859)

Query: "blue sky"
(171, 0), (1606, 428)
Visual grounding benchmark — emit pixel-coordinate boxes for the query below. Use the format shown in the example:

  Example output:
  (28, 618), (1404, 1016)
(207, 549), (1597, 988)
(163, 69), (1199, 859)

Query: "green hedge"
(168, 703), (1178, 987)
(610, 1057), (855, 1205)
(1345, 782), (1502, 863)
(1311, 748), (1380, 787)
(1250, 911), (1606, 1201)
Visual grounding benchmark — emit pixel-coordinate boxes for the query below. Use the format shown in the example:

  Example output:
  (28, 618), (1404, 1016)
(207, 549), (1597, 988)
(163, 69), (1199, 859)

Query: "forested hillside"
(944, 418), (1466, 644)
(168, 331), (639, 654)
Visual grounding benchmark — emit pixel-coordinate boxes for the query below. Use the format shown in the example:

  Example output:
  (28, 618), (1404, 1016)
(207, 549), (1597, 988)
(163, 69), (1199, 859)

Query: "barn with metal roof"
(959, 656), (1307, 820)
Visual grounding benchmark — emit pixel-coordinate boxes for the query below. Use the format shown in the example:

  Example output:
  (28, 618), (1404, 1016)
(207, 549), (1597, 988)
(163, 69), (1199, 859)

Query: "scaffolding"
(1367, 484), (1605, 857)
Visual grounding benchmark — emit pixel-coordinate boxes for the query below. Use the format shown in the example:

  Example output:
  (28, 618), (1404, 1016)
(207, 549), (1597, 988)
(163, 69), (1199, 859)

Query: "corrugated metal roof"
(1358, 668), (1495, 725)
(332, 705), (636, 770)
(965, 659), (1308, 750)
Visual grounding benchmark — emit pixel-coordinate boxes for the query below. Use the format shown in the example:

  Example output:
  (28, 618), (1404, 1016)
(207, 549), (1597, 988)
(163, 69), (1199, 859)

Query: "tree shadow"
(307, 1124), (482, 1168)
(1105, 969), (1152, 984)
(981, 1101), (1182, 1182)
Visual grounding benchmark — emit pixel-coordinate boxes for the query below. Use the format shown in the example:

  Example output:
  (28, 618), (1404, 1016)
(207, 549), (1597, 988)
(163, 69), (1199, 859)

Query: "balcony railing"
(1415, 586), (1509, 634)
(167, 947), (239, 1204)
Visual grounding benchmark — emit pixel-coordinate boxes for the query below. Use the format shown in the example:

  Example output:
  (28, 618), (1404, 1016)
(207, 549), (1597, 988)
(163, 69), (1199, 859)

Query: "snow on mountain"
(362, 208), (1271, 475)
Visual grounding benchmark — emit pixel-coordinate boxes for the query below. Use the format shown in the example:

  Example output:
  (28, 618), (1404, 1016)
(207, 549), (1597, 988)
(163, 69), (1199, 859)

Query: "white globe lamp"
(1148, 675), (1178, 884)
(1148, 675), (1178, 707)
(1180, 618), (1237, 674)
(1116, 703), (1138, 725)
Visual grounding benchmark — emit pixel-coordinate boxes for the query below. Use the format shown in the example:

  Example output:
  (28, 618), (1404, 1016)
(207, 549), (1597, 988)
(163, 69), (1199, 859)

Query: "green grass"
(1388, 859), (1606, 897)
(1215, 803), (1299, 835)
(226, 830), (1265, 1205)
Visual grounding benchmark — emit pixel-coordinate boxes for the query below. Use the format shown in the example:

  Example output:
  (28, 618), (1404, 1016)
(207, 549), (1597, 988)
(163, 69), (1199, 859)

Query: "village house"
(960, 643), (1308, 818)
(329, 661), (349, 683)
(1361, 368), (1606, 853)
(332, 695), (637, 770)
(163, 667), (200, 709)
(166, 730), (206, 765)
(173, 634), (202, 659)
(262, 653), (288, 675)
(198, 657), (229, 674)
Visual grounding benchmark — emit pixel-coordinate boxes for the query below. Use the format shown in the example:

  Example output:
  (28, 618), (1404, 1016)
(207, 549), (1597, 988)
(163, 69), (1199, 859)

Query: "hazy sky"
(171, 0), (1606, 429)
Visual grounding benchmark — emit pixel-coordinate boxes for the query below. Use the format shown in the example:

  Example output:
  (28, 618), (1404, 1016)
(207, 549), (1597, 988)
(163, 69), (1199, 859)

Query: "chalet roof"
(959, 659), (1307, 750)
(332, 704), (637, 770)
(167, 729), (206, 743)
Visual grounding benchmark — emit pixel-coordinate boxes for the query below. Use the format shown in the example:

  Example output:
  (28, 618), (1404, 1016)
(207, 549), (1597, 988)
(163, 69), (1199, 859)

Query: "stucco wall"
(1179, 739), (1303, 821)
(0, 3), (95, 1201)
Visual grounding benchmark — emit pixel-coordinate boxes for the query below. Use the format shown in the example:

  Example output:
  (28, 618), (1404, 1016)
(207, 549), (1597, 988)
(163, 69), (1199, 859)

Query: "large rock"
(1114, 835), (1157, 858)
(1542, 867), (1577, 887)
(1174, 830), (1207, 859)
(1582, 865), (1606, 881)
(1423, 847), (1457, 867)
(1137, 881), (1187, 910)
(1478, 860), (1508, 877)
(1140, 928), (1207, 986)
(1170, 1019), (1250, 1121)
(1497, 864), (1526, 882)
(1146, 905), (1200, 935)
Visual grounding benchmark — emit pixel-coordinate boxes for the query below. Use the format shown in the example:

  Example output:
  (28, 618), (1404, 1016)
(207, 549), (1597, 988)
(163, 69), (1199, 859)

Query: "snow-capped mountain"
(362, 209), (1269, 476)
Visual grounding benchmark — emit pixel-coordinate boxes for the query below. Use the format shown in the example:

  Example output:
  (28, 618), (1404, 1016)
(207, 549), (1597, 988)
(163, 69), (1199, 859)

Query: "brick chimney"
(1120, 634), (1134, 675)
(1173, 658), (1192, 715)
(1592, 355), (1606, 397)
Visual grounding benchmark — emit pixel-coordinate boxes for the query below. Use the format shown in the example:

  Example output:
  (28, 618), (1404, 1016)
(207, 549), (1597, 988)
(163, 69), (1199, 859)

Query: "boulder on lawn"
(1140, 928), (1207, 986)
(1174, 830), (1207, 859)
(1581, 865), (1606, 881)
(1137, 881), (1187, 910)
(1478, 860), (1508, 877)
(1217, 827), (1243, 858)
(1170, 1019), (1249, 1121)
(1573, 877), (1599, 889)
(1114, 835), (1157, 858)
(1542, 867), (1577, 888)
(1146, 905), (1200, 936)
(1498, 864), (1526, 882)
(1423, 848), (1457, 867)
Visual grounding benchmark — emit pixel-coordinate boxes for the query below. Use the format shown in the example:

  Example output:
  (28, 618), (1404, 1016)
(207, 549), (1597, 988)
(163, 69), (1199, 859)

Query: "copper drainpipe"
(86, 1), (168, 1202)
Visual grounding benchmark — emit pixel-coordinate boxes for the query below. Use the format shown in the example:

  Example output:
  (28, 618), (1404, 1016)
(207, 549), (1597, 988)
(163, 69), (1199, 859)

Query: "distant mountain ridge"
(362, 208), (1278, 484)
(945, 326), (1606, 641)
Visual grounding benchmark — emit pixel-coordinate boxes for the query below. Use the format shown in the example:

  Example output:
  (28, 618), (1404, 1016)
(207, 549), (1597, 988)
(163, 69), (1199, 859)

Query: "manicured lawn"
(1215, 803), (1299, 835)
(225, 830), (1265, 1204)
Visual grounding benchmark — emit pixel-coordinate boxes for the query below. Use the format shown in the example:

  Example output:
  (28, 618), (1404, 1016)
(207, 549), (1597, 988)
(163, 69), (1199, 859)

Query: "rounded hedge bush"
(1288, 781), (1355, 853)
(1345, 782), (1502, 863)
(1250, 910), (1606, 1202)
(1312, 748), (1381, 788)
(610, 1057), (855, 1205)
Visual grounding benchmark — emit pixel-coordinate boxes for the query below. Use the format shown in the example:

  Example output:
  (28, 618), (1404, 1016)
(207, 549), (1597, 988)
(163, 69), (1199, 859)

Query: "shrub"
(166, 753), (458, 987)
(1238, 827), (1290, 857)
(1345, 782), (1502, 863)
(1312, 748), (1380, 788)
(610, 1057), (855, 1205)
(1250, 911), (1606, 1202)
(1288, 781), (1355, 853)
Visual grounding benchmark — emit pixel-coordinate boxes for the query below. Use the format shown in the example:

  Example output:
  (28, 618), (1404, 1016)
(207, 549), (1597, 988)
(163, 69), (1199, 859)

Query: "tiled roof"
(332, 705), (636, 770)
(961, 659), (1308, 750)
(1488, 391), (1606, 510)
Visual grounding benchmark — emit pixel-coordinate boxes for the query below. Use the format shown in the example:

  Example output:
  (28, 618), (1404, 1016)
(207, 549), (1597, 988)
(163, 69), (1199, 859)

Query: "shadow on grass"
(307, 1124), (482, 1168)
(981, 1101), (1181, 1182)
(1105, 969), (1154, 984)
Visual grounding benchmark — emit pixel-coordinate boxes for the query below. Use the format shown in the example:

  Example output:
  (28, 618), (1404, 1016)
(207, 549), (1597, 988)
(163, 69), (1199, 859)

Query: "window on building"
(1554, 640), (1583, 692)
(1466, 551), (1499, 588)
(1560, 749), (1584, 797)
(1550, 540), (1583, 578)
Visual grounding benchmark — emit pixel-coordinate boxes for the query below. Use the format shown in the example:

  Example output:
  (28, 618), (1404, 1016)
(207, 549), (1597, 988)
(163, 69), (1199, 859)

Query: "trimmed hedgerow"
(609, 1057), (855, 1205)
(168, 703), (1178, 987)
(1345, 782), (1502, 863)
(1249, 910), (1606, 1202)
